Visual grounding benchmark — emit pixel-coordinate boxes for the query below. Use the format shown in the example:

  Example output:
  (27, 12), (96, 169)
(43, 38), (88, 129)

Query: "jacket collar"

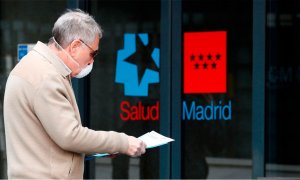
(33, 41), (72, 77)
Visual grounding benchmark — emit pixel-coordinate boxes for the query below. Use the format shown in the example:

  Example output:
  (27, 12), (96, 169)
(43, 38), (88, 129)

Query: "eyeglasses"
(79, 39), (98, 58)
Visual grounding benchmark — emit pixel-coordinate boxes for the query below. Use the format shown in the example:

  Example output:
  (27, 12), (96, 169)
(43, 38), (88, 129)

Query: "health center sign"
(115, 33), (160, 121)
(183, 31), (232, 121)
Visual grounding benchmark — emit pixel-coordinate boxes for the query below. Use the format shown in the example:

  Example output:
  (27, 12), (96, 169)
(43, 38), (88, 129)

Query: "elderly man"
(3, 9), (146, 179)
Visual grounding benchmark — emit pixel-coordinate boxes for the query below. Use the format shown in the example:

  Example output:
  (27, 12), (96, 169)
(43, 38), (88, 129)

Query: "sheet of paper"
(138, 131), (174, 149)
(85, 131), (174, 160)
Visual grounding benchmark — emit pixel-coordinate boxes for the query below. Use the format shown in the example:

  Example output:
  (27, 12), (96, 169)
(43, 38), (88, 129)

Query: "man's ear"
(69, 40), (81, 55)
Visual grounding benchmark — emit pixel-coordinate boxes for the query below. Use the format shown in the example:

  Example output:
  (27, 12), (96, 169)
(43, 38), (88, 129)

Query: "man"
(3, 9), (146, 179)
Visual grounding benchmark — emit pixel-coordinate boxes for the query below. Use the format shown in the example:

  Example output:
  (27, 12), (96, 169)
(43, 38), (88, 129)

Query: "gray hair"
(50, 9), (102, 48)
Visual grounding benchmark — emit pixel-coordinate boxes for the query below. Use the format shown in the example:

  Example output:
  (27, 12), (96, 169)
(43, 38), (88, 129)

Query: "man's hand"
(126, 136), (146, 157)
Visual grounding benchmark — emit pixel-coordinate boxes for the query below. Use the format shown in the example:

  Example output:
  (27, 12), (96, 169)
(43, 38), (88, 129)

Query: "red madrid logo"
(183, 31), (227, 94)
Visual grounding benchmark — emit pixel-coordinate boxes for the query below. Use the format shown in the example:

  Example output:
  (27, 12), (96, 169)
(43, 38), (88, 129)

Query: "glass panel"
(89, 0), (160, 179)
(0, 0), (67, 178)
(182, 0), (253, 179)
(266, 0), (300, 177)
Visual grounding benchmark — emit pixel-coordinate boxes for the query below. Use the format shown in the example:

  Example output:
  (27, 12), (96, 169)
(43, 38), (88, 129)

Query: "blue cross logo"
(115, 33), (160, 96)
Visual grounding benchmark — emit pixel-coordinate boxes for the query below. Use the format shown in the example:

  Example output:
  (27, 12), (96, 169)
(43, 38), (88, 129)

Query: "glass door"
(181, 0), (253, 178)
(89, 0), (161, 179)
(266, 0), (300, 177)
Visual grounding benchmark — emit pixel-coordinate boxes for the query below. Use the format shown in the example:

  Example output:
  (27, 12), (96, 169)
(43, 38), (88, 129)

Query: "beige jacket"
(3, 42), (129, 179)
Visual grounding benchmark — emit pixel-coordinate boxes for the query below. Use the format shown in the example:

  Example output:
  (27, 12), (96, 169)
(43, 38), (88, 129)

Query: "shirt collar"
(33, 41), (72, 77)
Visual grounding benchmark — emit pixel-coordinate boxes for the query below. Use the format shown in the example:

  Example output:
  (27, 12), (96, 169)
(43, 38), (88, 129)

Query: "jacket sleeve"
(33, 74), (128, 154)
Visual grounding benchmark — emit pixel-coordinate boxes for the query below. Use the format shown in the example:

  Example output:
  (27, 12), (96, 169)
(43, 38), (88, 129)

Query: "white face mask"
(52, 37), (93, 78)
(74, 63), (93, 78)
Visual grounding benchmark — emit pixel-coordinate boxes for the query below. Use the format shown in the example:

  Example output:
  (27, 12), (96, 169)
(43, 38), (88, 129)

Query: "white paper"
(85, 131), (174, 160)
(138, 131), (174, 149)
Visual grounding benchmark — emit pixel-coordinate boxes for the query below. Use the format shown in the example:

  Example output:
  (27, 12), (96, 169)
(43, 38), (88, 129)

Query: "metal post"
(171, 0), (182, 179)
(160, 0), (172, 178)
(252, 0), (266, 178)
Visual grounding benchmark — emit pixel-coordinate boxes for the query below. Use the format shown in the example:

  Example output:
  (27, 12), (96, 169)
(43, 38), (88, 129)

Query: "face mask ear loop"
(52, 37), (81, 70)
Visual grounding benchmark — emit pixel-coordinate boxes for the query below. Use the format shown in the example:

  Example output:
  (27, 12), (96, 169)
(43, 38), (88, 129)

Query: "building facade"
(0, 0), (299, 179)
